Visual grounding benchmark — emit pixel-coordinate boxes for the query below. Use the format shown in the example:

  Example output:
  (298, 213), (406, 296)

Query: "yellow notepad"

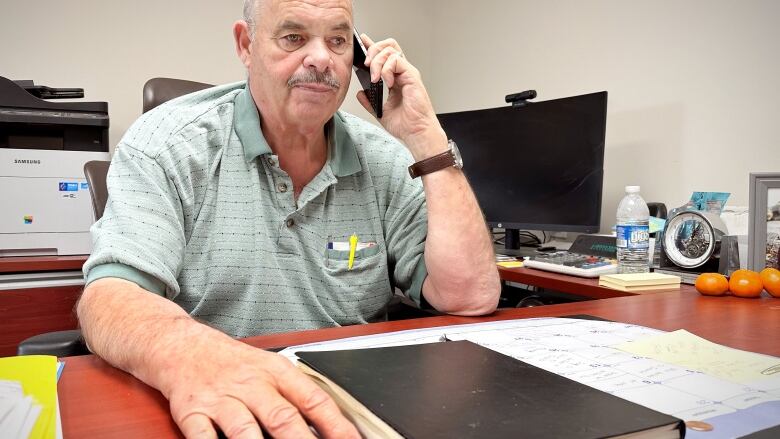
(497, 261), (524, 268)
(615, 329), (780, 384)
(599, 272), (681, 287)
(599, 280), (681, 292)
(0, 355), (58, 439)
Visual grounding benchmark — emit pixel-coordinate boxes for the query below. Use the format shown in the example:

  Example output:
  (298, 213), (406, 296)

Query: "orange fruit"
(760, 267), (780, 298)
(694, 273), (729, 296)
(729, 269), (763, 298)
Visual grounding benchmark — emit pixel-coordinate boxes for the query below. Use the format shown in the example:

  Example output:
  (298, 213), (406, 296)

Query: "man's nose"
(302, 38), (333, 72)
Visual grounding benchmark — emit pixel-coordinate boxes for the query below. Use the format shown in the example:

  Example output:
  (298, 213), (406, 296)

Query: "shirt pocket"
(325, 245), (383, 272)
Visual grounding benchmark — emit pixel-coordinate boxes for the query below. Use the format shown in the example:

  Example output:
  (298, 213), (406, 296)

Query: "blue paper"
(689, 191), (730, 213)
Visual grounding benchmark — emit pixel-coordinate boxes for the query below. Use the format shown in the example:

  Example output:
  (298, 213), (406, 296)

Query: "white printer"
(0, 76), (109, 256)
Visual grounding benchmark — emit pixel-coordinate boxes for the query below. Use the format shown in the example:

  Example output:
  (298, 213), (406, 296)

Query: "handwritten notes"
(615, 330), (780, 384)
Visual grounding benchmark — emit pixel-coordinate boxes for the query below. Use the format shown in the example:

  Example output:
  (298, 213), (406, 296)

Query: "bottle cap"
(625, 185), (640, 193)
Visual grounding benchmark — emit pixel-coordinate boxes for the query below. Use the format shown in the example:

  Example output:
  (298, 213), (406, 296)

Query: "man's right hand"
(77, 279), (359, 439)
(164, 338), (360, 439)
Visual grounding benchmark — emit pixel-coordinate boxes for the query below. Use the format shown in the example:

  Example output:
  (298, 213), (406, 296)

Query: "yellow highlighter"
(348, 234), (358, 270)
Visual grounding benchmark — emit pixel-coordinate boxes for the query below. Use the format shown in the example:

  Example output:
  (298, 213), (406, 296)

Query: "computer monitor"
(437, 91), (607, 251)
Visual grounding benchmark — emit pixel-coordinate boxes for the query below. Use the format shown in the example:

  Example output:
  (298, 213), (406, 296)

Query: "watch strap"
(408, 150), (455, 178)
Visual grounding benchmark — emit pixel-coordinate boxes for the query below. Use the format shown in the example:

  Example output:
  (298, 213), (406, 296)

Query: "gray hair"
(243, 0), (260, 38)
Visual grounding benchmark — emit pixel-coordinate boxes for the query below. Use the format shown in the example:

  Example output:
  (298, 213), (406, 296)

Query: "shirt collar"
(233, 84), (361, 177)
(328, 112), (361, 177)
(234, 84), (272, 161)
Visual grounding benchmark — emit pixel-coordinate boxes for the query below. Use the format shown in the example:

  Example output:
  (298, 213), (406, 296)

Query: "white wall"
(3, 1), (779, 234)
(0, 0), (433, 149)
(1, 0), (245, 148)
(427, 0), (780, 232)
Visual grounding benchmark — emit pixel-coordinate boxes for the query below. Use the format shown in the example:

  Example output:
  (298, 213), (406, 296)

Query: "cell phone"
(352, 29), (383, 118)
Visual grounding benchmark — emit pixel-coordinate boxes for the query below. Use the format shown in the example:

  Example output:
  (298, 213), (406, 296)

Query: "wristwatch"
(408, 139), (463, 178)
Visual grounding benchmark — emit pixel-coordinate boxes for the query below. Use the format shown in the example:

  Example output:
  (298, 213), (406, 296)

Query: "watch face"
(450, 140), (463, 169)
(663, 211), (715, 268)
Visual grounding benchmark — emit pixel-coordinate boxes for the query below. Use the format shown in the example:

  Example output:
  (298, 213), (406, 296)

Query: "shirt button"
(286, 218), (295, 228)
(277, 182), (288, 193)
(267, 157), (276, 167)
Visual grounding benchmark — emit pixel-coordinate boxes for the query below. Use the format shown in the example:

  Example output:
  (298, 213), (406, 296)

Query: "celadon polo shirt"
(83, 81), (429, 338)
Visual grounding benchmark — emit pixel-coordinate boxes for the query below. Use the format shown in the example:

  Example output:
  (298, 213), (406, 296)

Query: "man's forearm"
(78, 277), (361, 438)
(420, 164), (501, 315)
(77, 278), (232, 397)
(359, 34), (500, 316)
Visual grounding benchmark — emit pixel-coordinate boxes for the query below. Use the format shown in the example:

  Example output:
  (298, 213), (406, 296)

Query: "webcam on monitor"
(505, 90), (537, 108)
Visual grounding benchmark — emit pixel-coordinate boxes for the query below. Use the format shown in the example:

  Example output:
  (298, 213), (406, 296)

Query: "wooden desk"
(500, 266), (637, 299)
(59, 291), (780, 438)
(0, 256), (89, 356)
(0, 255), (88, 274)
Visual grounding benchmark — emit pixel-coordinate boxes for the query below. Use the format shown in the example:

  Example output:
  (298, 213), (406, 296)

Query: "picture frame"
(748, 172), (780, 271)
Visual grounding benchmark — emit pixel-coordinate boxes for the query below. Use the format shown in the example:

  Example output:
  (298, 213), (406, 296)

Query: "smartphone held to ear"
(352, 29), (383, 118)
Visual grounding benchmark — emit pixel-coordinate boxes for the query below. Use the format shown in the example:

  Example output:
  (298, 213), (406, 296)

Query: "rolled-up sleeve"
(83, 141), (186, 299)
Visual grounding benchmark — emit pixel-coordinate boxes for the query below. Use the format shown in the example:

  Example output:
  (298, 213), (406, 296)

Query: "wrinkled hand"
(162, 337), (360, 439)
(357, 34), (447, 160)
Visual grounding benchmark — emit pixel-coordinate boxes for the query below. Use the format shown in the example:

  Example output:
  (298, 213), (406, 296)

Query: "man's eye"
(276, 34), (306, 51)
(328, 36), (350, 54)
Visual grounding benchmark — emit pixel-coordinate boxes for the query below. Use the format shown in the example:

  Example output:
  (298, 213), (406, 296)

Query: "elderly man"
(77, 0), (500, 437)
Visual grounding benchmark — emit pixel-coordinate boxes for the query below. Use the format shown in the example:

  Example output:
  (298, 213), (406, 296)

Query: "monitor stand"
(495, 229), (538, 258)
(495, 245), (537, 258)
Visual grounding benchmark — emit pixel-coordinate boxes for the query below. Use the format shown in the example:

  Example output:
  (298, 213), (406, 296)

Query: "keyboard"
(523, 251), (618, 278)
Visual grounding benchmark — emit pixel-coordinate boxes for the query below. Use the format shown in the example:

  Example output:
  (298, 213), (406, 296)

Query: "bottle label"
(616, 225), (649, 249)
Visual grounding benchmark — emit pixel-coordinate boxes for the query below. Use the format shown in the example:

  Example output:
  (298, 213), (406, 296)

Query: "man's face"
(247, 0), (354, 128)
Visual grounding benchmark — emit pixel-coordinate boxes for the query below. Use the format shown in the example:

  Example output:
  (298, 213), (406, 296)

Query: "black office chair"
(17, 79), (214, 357)
(84, 160), (111, 220)
(142, 77), (213, 113)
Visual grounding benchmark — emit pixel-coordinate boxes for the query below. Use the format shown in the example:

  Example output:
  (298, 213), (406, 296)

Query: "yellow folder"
(0, 355), (58, 439)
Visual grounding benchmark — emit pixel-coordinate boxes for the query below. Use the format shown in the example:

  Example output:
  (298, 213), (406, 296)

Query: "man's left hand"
(356, 34), (447, 160)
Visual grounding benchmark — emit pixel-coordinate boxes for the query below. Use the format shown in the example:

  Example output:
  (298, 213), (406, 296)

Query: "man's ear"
(233, 20), (253, 68)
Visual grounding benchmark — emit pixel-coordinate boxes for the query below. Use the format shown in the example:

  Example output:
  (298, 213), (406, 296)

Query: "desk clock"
(656, 210), (740, 284)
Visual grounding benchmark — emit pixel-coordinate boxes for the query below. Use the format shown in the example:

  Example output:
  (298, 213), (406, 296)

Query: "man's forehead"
(262, 0), (353, 24)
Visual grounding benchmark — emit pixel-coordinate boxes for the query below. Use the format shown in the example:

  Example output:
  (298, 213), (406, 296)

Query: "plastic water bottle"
(616, 186), (650, 274)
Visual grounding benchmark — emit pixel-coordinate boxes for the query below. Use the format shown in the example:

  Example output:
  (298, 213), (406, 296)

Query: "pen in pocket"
(348, 234), (358, 270)
(326, 240), (376, 251)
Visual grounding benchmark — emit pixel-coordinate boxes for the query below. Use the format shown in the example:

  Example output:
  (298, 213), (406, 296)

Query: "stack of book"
(599, 272), (681, 293)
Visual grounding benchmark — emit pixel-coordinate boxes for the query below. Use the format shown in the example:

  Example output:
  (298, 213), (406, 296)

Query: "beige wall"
(427, 0), (780, 232)
(3, 1), (779, 234)
(0, 0), (433, 149)
(1, 0), (246, 147)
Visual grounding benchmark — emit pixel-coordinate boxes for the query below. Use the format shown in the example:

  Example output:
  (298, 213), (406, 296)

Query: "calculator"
(523, 235), (618, 278)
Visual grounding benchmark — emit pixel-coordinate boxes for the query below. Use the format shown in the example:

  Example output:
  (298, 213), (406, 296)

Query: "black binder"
(298, 340), (685, 438)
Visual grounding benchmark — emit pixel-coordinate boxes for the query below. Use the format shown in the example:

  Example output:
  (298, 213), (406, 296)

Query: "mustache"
(287, 69), (341, 90)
